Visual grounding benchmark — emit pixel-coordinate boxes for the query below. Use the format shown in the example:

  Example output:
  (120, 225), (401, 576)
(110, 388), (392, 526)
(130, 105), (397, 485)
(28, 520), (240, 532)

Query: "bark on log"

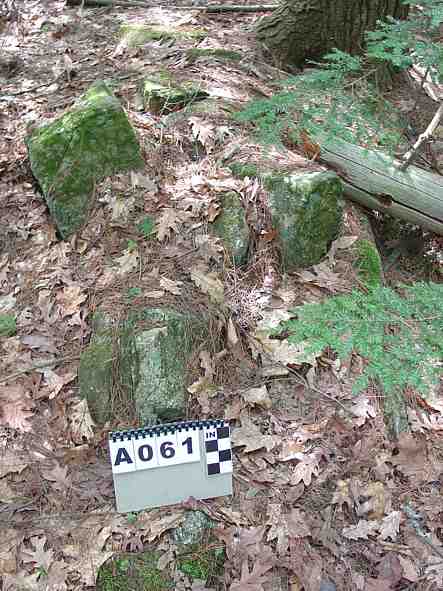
(67, 0), (277, 11)
(318, 139), (443, 235)
(256, 0), (409, 66)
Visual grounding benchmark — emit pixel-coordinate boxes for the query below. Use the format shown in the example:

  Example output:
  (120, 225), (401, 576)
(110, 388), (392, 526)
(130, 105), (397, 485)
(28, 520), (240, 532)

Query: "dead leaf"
(230, 554), (274, 591)
(266, 504), (289, 556)
(0, 385), (34, 432)
(351, 394), (376, 426)
(290, 449), (324, 486)
(21, 334), (58, 354)
(376, 553), (403, 588)
(69, 397), (95, 443)
(0, 529), (21, 575)
(40, 368), (76, 399)
(63, 526), (112, 587)
(160, 276), (183, 295)
(56, 284), (87, 317)
(398, 555), (419, 582)
(189, 117), (215, 147)
(156, 208), (192, 241)
(145, 512), (184, 542)
(242, 386), (272, 410)
(0, 449), (28, 479)
(115, 249), (139, 275)
(187, 376), (218, 415)
(378, 511), (401, 541)
(342, 519), (379, 540)
(232, 416), (279, 453)
(190, 266), (224, 304)
(22, 536), (54, 571)
(41, 462), (71, 491)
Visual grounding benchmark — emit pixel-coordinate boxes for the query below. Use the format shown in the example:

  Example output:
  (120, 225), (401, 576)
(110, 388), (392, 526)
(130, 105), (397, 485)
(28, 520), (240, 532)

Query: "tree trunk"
(256, 0), (409, 67)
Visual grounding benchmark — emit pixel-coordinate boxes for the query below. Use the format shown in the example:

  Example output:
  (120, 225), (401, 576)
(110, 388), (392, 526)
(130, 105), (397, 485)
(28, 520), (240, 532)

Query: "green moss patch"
(229, 162), (259, 179)
(0, 314), (16, 337)
(121, 24), (207, 47)
(186, 48), (242, 63)
(354, 238), (383, 288)
(178, 544), (224, 583)
(266, 171), (344, 270)
(97, 553), (172, 591)
(140, 73), (208, 114)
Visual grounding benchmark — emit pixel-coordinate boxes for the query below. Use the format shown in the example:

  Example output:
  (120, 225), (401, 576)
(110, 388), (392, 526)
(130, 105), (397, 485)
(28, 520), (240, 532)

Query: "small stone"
(173, 511), (213, 547)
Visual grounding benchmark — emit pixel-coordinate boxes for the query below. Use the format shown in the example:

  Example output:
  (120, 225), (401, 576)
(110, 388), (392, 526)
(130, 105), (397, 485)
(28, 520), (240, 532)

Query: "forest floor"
(0, 1), (442, 590)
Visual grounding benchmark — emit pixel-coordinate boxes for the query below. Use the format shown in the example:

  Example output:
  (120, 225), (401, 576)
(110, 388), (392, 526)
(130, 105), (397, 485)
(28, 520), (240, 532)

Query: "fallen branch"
(67, 0), (277, 11)
(400, 101), (443, 170)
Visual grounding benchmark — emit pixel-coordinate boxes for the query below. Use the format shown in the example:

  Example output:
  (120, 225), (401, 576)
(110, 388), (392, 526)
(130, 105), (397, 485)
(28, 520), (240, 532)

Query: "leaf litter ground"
(1, 1), (443, 590)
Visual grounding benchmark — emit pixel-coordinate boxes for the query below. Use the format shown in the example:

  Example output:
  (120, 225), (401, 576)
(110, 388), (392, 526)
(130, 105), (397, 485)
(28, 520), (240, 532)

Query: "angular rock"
(120, 23), (207, 47)
(78, 313), (115, 424)
(26, 81), (143, 238)
(79, 308), (206, 425)
(266, 171), (344, 270)
(127, 308), (206, 424)
(140, 73), (208, 114)
(211, 192), (250, 266)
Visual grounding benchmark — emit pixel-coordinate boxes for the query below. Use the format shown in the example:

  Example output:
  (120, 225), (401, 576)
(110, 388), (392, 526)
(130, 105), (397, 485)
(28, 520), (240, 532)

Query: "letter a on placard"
(109, 437), (136, 474)
(115, 447), (133, 466)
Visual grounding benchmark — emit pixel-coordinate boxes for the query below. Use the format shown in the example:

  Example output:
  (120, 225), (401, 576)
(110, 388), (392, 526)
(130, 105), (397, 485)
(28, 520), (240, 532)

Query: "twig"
(400, 101), (443, 170)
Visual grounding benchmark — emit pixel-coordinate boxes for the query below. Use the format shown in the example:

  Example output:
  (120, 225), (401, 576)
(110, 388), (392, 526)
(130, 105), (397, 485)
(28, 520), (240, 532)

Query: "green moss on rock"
(211, 192), (250, 266)
(121, 24), (207, 47)
(126, 308), (207, 424)
(78, 314), (115, 424)
(79, 308), (207, 425)
(97, 552), (172, 591)
(140, 73), (208, 114)
(265, 171), (344, 270)
(229, 162), (259, 179)
(0, 314), (16, 337)
(354, 238), (383, 288)
(186, 48), (242, 62)
(26, 81), (143, 238)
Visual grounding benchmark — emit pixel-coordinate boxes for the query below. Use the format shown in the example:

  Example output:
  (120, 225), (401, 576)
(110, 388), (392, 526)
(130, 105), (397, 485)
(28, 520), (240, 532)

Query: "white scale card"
(109, 420), (232, 512)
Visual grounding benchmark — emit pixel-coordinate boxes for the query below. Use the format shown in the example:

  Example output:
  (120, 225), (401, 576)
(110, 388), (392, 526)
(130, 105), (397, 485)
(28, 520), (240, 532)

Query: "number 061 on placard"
(109, 420), (233, 512)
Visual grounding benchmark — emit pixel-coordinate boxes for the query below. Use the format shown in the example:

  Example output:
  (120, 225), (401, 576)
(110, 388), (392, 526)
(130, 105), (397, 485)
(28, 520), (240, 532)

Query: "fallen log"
(67, 0), (277, 11)
(318, 139), (443, 235)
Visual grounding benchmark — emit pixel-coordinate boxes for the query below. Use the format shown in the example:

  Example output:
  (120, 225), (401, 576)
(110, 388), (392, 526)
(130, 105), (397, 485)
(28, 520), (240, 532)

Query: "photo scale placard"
(109, 420), (232, 512)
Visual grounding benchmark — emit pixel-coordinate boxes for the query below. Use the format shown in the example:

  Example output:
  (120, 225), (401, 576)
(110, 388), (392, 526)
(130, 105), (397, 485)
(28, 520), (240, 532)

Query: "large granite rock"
(26, 81), (143, 238)
(79, 308), (206, 425)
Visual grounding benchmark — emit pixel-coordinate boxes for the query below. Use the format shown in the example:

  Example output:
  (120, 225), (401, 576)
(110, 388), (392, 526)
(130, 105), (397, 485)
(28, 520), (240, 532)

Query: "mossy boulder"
(140, 73), (208, 114)
(211, 192), (250, 266)
(26, 81), (143, 238)
(79, 308), (206, 425)
(120, 23), (207, 47)
(97, 552), (172, 591)
(265, 171), (344, 270)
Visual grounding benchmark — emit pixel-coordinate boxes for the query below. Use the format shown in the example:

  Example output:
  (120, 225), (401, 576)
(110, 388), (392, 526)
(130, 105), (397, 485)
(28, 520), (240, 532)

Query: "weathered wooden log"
(67, 0), (277, 11)
(318, 139), (443, 235)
